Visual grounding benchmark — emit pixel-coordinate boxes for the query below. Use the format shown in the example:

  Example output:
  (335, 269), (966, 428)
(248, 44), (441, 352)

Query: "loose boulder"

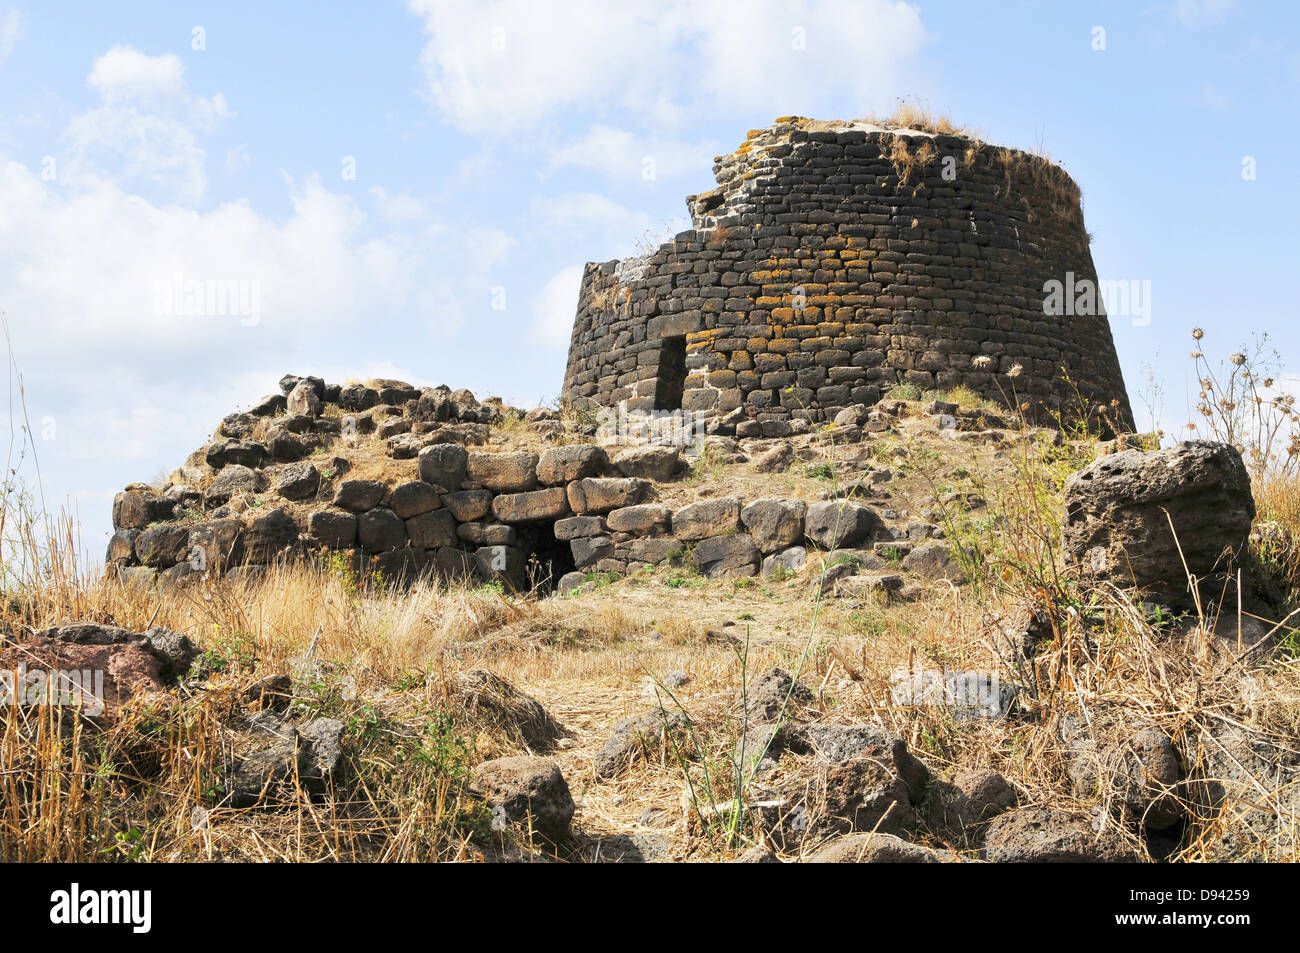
(1062, 441), (1255, 607)
(469, 756), (575, 843)
(983, 807), (1132, 863)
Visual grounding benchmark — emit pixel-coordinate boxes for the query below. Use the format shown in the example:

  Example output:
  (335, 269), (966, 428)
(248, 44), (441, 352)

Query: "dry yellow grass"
(4, 379), (1300, 863)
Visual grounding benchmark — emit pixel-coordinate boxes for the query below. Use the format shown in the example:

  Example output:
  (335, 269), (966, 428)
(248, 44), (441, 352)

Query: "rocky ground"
(2, 375), (1298, 863)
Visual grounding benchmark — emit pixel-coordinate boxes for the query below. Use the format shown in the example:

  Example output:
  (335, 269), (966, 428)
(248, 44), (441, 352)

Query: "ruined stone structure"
(563, 118), (1132, 427)
(107, 375), (962, 594)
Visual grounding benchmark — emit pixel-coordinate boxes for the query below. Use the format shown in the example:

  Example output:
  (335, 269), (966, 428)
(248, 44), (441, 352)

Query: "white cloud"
(224, 144), (251, 175)
(369, 185), (428, 223)
(546, 126), (715, 184)
(64, 46), (233, 204)
(529, 264), (585, 350)
(531, 191), (688, 259)
(0, 153), (515, 544)
(1172, 0), (1237, 28)
(0, 8), (20, 65)
(407, 0), (928, 134)
(88, 46), (188, 104)
(531, 191), (648, 237)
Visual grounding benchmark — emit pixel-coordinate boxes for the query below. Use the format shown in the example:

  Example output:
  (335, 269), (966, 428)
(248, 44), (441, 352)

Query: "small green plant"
(414, 713), (475, 779)
(103, 828), (147, 861)
(805, 462), (836, 481)
(200, 628), (258, 675)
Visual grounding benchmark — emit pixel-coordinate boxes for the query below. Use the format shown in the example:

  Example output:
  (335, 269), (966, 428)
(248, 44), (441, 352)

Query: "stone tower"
(562, 117), (1132, 429)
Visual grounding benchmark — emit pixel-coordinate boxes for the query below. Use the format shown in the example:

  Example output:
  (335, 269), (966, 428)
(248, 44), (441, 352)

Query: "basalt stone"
(672, 497), (742, 541)
(415, 390), (455, 421)
(333, 480), (387, 513)
(280, 374), (325, 399)
(761, 546), (807, 577)
(571, 535), (615, 569)
(537, 444), (609, 485)
(612, 446), (681, 482)
(467, 451), (539, 493)
(468, 756), (574, 843)
(134, 524), (191, 569)
(418, 443), (469, 490)
(266, 427), (310, 463)
(605, 504), (672, 535)
(277, 462), (320, 501)
(457, 522), (517, 546)
(205, 439), (269, 470)
(406, 509), (457, 549)
(554, 515), (607, 540)
(476, 545), (525, 589)
(694, 533), (760, 578)
(441, 488), (493, 522)
(492, 487), (569, 523)
(164, 484), (202, 509)
(308, 509), (357, 549)
(245, 508), (299, 563)
(113, 488), (161, 530)
(983, 808), (1132, 863)
(106, 529), (139, 565)
(358, 508), (406, 552)
(622, 537), (683, 565)
(808, 833), (941, 863)
(376, 417), (412, 440)
(205, 465), (266, 508)
(338, 382), (380, 411)
(434, 546), (477, 581)
(741, 498), (807, 554)
(901, 541), (966, 583)
(389, 481), (441, 518)
(566, 478), (649, 515)
(187, 518), (245, 572)
(1062, 441), (1255, 608)
(286, 380), (322, 418)
(377, 382), (420, 405)
(282, 414), (315, 434)
(805, 500), (881, 550)
(371, 546), (430, 583)
(249, 393), (287, 417)
(220, 412), (256, 439)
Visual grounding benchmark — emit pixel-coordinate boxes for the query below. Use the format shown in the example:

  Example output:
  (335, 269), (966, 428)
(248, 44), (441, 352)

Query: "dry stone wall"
(107, 374), (962, 596)
(563, 118), (1132, 429)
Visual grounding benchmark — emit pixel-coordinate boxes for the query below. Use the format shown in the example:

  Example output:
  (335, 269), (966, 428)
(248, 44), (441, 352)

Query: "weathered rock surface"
(469, 756), (575, 842)
(808, 832), (941, 863)
(1062, 441), (1255, 606)
(804, 500), (880, 549)
(983, 808), (1132, 862)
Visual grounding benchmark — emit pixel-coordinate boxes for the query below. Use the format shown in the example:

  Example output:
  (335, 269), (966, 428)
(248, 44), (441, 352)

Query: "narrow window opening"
(653, 335), (687, 411)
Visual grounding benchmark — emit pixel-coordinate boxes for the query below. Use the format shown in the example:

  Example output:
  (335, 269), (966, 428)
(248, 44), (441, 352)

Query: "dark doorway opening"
(654, 335), (687, 410)
(516, 522), (576, 595)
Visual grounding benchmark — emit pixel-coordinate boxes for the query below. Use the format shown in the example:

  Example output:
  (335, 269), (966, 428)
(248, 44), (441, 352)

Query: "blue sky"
(0, 0), (1297, 559)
